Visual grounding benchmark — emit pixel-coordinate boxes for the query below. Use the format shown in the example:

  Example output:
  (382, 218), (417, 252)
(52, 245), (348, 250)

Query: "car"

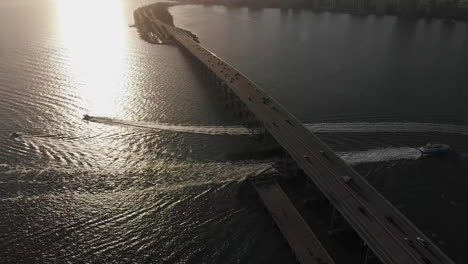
(341, 175), (353, 183)
(416, 236), (429, 247)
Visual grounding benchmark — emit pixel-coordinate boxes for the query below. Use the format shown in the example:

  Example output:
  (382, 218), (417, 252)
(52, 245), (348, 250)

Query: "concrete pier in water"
(252, 176), (335, 264)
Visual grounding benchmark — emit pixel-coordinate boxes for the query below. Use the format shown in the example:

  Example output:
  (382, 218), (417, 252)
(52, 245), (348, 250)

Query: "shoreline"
(133, 1), (466, 46)
(133, 2), (199, 44)
(172, 0), (468, 21)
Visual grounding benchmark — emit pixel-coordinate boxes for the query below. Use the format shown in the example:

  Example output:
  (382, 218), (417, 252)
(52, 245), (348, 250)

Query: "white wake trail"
(305, 122), (468, 135)
(88, 117), (251, 136)
(87, 116), (468, 136)
(338, 147), (422, 165)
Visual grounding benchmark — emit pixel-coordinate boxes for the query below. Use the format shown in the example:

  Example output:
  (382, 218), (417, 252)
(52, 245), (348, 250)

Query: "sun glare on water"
(55, 0), (132, 117)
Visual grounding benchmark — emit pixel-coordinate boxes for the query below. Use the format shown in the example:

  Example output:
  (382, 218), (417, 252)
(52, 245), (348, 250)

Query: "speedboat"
(419, 143), (450, 154)
(10, 132), (20, 138)
(83, 114), (91, 121)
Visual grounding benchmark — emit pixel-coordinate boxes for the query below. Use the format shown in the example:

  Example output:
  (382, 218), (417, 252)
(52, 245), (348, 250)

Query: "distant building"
(460, 0), (468, 7)
(375, 0), (388, 14)
(356, 0), (368, 13)
(457, 0), (468, 16)
(397, 0), (420, 14)
(236, 0), (467, 17)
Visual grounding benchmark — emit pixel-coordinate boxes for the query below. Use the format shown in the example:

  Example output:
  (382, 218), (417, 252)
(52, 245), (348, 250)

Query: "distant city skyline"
(182, 0), (468, 18)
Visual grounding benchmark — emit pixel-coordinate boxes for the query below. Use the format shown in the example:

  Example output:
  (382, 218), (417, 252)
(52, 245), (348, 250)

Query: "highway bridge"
(134, 7), (456, 264)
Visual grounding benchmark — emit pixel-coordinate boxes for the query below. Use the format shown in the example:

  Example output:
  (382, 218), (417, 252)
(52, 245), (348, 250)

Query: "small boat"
(419, 143), (450, 154)
(83, 114), (92, 121)
(10, 132), (20, 138)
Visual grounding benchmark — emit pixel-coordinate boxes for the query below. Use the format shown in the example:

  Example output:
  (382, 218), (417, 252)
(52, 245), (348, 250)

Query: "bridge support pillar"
(328, 206), (349, 237)
(304, 177), (328, 204)
(363, 245), (382, 264)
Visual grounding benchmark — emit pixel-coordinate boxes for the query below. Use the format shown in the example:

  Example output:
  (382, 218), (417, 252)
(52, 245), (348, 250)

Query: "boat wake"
(338, 147), (422, 165)
(87, 116), (251, 136)
(306, 122), (468, 135)
(84, 116), (468, 136)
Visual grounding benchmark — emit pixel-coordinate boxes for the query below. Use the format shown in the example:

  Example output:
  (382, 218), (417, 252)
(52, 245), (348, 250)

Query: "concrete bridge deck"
(135, 9), (456, 264)
(253, 178), (335, 264)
